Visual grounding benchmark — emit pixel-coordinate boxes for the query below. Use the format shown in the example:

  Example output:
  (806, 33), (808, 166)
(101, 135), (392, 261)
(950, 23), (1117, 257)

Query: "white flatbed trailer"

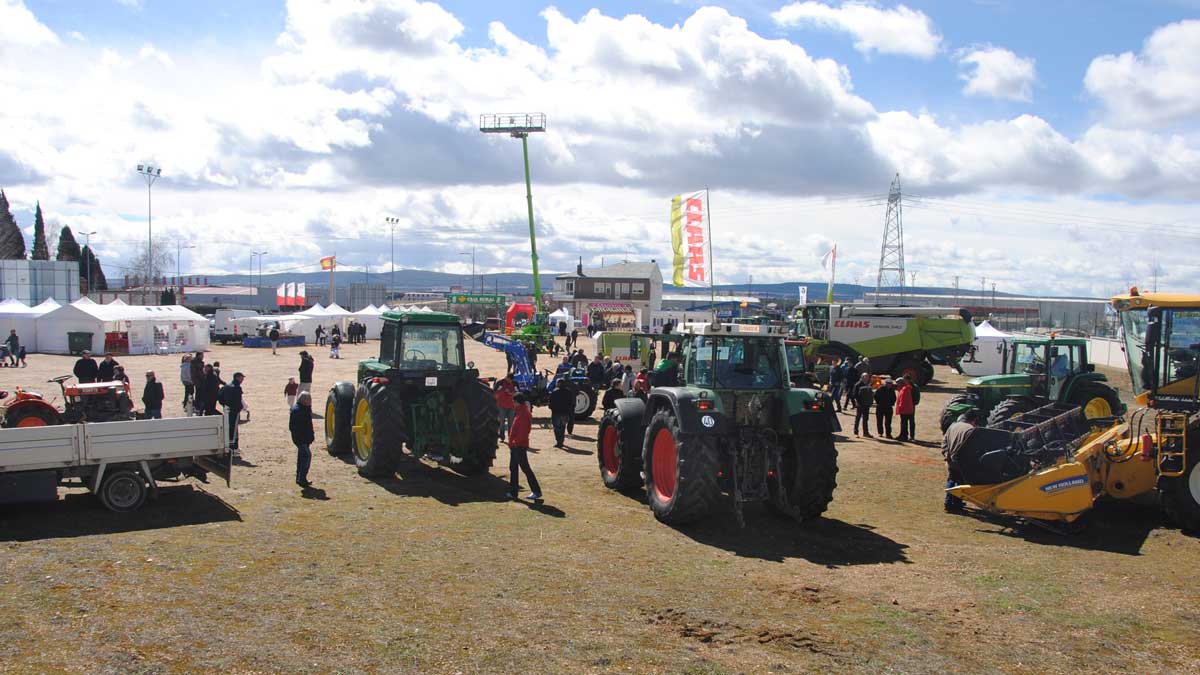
(0, 416), (231, 512)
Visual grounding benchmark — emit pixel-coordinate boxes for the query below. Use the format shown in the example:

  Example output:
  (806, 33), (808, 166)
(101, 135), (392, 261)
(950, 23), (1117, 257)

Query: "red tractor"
(0, 375), (135, 428)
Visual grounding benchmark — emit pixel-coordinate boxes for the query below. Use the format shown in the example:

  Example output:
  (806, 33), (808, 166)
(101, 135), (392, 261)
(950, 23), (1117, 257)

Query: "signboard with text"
(446, 293), (505, 305)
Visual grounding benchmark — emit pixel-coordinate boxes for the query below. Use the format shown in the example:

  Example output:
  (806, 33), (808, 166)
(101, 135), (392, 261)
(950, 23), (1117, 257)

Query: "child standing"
(330, 333), (342, 359)
(506, 394), (542, 501)
(284, 377), (299, 408)
(495, 375), (517, 441)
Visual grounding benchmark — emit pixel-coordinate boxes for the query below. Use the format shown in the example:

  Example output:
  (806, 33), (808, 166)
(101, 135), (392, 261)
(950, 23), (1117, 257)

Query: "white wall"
(1088, 337), (1127, 369)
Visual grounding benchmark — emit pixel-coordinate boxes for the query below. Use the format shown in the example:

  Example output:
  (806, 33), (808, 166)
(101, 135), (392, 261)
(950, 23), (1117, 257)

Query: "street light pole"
(385, 216), (400, 302)
(136, 163), (162, 302)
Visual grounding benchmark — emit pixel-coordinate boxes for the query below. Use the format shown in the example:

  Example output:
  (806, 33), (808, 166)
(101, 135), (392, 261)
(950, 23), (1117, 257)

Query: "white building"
(553, 262), (663, 331)
(0, 260), (80, 305)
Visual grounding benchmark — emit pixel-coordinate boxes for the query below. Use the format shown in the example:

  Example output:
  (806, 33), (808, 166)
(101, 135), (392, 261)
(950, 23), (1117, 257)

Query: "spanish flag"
(320, 255), (336, 270)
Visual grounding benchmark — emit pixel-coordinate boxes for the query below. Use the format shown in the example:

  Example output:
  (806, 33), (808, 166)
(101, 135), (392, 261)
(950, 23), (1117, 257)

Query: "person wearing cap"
(298, 350), (315, 395)
(142, 371), (164, 419)
(73, 350), (99, 383)
(505, 393), (542, 501)
(218, 372), (247, 455)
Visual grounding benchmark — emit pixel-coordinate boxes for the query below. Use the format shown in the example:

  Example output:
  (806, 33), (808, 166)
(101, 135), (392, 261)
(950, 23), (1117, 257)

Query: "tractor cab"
(1006, 337), (1093, 400)
(1113, 290), (1200, 412)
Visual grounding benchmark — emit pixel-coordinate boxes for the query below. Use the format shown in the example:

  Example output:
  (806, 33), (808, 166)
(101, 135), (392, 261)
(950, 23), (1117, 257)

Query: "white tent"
(37, 301), (210, 355)
(0, 299), (41, 352)
(960, 320), (1012, 377)
(351, 304), (384, 340)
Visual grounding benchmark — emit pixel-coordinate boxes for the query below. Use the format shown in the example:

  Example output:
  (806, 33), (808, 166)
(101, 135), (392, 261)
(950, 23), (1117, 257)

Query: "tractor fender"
(4, 397), (60, 419)
(1059, 373), (1108, 399)
(647, 388), (731, 435)
(612, 398), (649, 449)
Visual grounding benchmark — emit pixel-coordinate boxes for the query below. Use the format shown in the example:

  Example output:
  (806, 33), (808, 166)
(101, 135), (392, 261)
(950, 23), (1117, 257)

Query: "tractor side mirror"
(467, 361), (475, 369)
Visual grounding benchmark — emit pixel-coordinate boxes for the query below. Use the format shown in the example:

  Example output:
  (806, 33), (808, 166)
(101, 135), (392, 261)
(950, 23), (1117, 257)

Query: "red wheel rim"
(16, 416), (47, 427)
(601, 425), (620, 477)
(651, 427), (677, 502)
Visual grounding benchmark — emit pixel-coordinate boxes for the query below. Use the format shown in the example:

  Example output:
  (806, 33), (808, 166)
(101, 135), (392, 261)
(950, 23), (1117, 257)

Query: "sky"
(1, 0), (1198, 297)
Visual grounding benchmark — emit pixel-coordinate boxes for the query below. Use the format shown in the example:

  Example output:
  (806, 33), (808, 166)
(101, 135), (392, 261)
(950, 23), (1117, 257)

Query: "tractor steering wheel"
(404, 349), (427, 361)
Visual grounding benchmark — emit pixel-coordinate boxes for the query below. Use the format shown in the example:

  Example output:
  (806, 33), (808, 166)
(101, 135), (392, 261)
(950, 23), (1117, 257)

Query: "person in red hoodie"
(895, 376), (917, 442)
(506, 394), (542, 501)
(495, 375), (517, 441)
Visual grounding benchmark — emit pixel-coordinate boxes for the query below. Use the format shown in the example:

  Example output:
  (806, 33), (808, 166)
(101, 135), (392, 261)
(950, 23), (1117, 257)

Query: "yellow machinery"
(948, 289), (1199, 531)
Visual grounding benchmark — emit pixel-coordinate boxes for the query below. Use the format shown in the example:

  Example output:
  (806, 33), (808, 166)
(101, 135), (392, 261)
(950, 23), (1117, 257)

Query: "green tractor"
(325, 309), (499, 477)
(596, 322), (840, 526)
(940, 334), (1125, 432)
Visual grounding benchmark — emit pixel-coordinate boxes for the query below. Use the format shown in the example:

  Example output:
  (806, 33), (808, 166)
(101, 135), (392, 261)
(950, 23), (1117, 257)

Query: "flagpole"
(706, 187), (715, 324)
(827, 243), (836, 303)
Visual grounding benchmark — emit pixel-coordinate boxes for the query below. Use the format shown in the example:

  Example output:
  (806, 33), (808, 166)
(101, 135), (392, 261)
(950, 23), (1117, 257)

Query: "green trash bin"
(67, 331), (93, 356)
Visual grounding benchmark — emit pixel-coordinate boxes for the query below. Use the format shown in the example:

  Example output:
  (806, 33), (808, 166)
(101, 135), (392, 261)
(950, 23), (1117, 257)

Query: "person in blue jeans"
(289, 391), (316, 487)
(548, 382), (575, 448)
(141, 371), (164, 419)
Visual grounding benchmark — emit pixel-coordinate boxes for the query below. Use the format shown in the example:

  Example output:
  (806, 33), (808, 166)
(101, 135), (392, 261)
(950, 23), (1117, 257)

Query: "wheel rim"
(651, 427), (677, 503)
(1082, 396), (1112, 419)
(15, 415), (47, 427)
(354, 398), (372, 460)
(601, 425), (619, 477)
(574, 390), (590, 415)
(1189, 462), (1200, 506)
(324, 398), (336, 442)
(106, 475), (141, 509)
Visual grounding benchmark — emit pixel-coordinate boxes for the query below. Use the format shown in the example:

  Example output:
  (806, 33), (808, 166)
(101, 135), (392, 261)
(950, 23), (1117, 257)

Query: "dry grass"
(0, 338), (1196, 674)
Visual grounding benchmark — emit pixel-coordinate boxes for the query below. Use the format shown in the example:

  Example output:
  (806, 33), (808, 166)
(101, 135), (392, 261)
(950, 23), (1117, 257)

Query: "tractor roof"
(1111, 290), (1200, 311)
(1011, 335), (1087, 346)
(381, 308), (461, 325)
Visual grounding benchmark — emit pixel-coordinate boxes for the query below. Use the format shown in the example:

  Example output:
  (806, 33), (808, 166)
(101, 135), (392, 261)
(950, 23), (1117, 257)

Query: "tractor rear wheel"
(324, 382), (355, 455)
(448, 379), (499, 475)
(940, 394), (976, 433)
(986, 397), (1038, 427)
(352, 382), (404, 478)
(767, 433), (838, 521)
(4, 404), (61, 428)
(597, 409), (642, 491)
(573, 383), (597, 420)
(1066, 381), (1122, 421)
(1161, 438), (1200, 532)
(642, 409), (720, 524)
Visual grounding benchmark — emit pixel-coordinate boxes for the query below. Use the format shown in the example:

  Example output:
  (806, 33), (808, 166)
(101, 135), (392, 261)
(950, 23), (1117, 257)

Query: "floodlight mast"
(480, 113), (546, 318)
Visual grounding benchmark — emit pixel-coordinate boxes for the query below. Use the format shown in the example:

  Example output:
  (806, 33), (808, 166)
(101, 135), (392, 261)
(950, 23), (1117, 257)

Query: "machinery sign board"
(446, 293), (505, 305)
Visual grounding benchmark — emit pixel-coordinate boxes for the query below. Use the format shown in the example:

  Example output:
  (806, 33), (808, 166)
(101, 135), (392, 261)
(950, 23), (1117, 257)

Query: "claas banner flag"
(320, 255), (336, 270)
(670, 190), (708, 287)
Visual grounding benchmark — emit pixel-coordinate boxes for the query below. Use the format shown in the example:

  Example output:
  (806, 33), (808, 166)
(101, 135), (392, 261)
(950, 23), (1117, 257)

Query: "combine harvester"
(948, 289), (1199, 532)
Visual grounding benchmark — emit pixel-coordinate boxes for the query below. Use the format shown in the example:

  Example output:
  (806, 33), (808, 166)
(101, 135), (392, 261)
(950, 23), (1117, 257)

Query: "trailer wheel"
(98, 468), (148, 513)
(597, 409), (642, 491)
(324, 382), (355, 455)
(642, 408), (720, 524)
(352, 382), (403, 478)
(767, 433), (839, 521)
(1161, 442), (1200, 532)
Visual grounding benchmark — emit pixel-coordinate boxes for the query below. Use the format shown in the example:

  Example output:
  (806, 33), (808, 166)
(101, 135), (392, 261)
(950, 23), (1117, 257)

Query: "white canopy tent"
(37, 299), (210, 355)
(960, 320), (1012, 377)
(351, 304), (384, 340)
(0, 298), (43, 352)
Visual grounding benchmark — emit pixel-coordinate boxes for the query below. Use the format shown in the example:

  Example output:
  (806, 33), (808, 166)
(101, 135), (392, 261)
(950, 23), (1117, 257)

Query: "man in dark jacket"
(942, 409), (980, 513)
(199, 364), (221, 416)
(601, 378), (623, 411)
(289, 390), (316, 487)
(269, 326), (280, 355)
(141, 371), (164, 419)
(842, 359), (859, 410)
(4, 329), (18, 366)
(298, 351), (314, 395)
(218, 372), (247, 453)
(548, 381), (575, 448)
(97, 353), (119, 382)
(873, 379), (896, 438)
(73, 350), (99, 383)
(570, 348), (588, 369)
(586, 356), (606, 387)
(853, 373), (874, 437)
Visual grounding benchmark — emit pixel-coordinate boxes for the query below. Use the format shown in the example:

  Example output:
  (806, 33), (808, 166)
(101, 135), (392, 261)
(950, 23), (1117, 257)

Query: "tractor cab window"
(1012, 343), (1046, 374)
(1162, 310), (1200, 395)
(398, 325), (463, 370)
(380, 322), (398, 364)
(784, 343), (806, 377)
(1121, 309), (1152, 394)
(685, 336), (715, 387)
(714, 338), (782, 389)
(802, 306), (829, 341)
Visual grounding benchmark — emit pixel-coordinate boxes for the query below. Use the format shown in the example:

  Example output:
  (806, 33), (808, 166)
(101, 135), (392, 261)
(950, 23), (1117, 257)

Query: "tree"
(56, 225), (82, 262)
(127, 245), (174, 284)
(30, 201), (49, 260)
(80, 245), (109, 291)
(0, 189), (25, 260)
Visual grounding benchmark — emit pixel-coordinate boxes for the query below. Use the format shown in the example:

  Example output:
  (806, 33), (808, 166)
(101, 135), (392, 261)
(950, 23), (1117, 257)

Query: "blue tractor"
(478, 332), (598, 419)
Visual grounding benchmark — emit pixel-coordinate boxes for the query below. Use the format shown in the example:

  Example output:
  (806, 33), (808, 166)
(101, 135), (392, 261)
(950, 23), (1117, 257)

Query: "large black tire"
(448, 379), (499, 475)
(893, 357), (926, 386)
(98, 468), (148, 513)
(324, 381), (355, 456)
(921, 361), (935, 386)
(1065, 381), (1123, 421)
(768, 433), (839, 521)
(986, 397), (1039, 428)
(352, 382), (404, 478)
(597, 409), (642, 491)
(1161, 438), (1200, 531)
(573, 383), (597, 420)
(4, 404), (62, 428)
(940, 394), (977, 434)
(642, 408), (721, 524)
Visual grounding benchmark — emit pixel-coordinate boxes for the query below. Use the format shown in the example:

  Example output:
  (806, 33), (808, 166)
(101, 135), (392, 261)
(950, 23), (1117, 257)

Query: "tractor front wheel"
(573, 384), (597, 420)
(1067, 382), (1123, 420)
(324, 382), (355, 455)
(1161, 442), (1200, 532)
(597, 409), (642, 491)
(642, 409), (720, 524)
(352, 382), (404, 478)
(767, 433), (839, 521)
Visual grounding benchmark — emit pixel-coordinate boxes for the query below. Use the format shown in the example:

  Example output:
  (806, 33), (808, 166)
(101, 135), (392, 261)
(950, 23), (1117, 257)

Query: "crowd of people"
(828, 356), (922, 442)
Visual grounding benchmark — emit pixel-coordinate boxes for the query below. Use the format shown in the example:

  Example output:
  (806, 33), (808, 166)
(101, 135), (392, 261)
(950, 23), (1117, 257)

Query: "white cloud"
(0, 0), (58, 48)
(138, 43), (175, 68)
(1085, 19), (1200, 128)
(771, 1), (941, 59)
(957, 45), (1036, 102)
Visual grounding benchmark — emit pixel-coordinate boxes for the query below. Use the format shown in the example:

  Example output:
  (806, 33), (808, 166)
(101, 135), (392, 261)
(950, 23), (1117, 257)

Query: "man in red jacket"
(895, 376), (917, 442)
(506, 394), (542, 501)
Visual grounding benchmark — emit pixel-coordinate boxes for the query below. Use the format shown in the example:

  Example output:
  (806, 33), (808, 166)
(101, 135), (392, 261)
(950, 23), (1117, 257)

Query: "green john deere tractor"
(596, 322), (840, 526)
(325, 309), (498, 477)
(940, 334), (1125, 432)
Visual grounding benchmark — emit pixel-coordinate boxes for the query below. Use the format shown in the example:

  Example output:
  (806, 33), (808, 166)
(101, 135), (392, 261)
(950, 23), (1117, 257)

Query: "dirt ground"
(0, 338), (1196, 674)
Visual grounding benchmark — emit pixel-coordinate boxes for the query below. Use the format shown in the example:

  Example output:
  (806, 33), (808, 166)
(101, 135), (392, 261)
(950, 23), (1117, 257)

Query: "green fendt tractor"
(940, 334), (1125, 432)
(325, 309), (498, 477)
(596, 322), (840, 526)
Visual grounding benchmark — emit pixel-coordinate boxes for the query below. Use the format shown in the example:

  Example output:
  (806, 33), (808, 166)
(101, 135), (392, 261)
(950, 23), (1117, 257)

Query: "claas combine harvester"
(948, 289), (1199, 531)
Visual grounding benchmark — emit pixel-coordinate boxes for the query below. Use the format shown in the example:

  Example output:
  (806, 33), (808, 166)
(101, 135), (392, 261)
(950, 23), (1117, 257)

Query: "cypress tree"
(30, 201), (49, 260)
(56, 225), (82, 261)
(0, 190), (25, 259)
(80, 245), (109, 291)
